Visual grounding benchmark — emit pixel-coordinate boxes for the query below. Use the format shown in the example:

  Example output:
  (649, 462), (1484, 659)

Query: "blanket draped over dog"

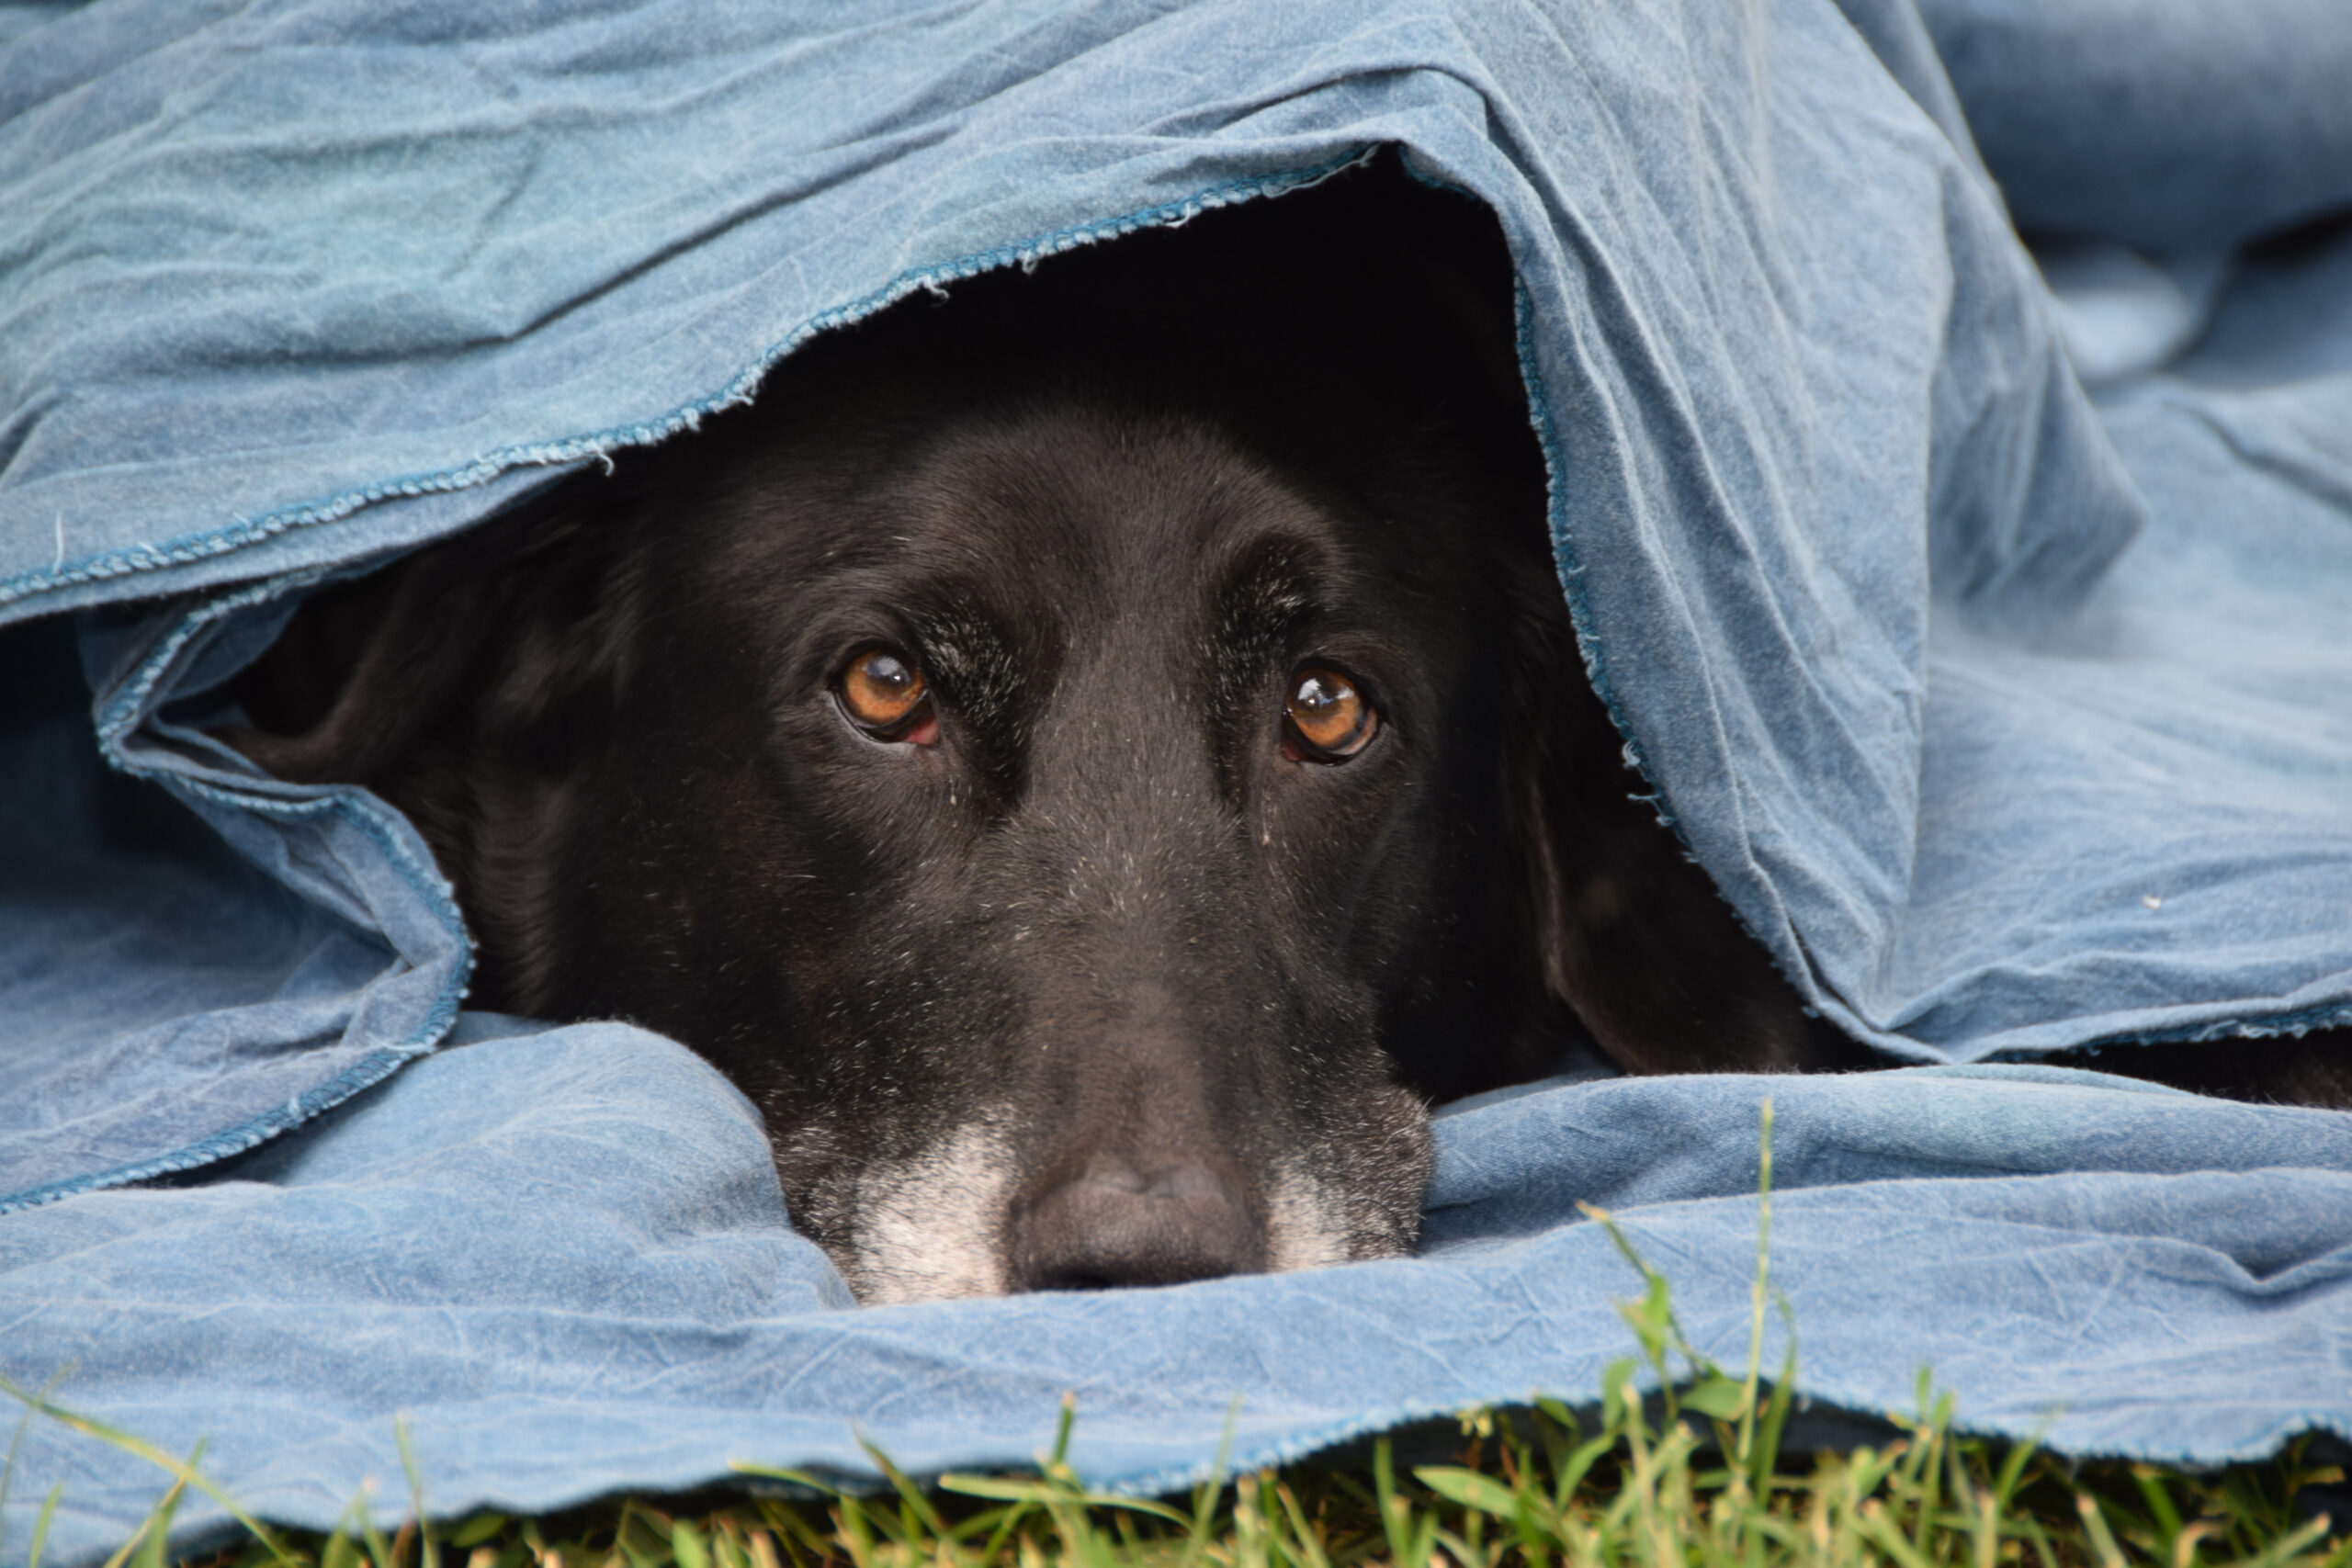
(5, 0), (2352, 1559)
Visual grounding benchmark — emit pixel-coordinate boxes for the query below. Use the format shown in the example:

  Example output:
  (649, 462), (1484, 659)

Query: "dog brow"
(1211, 536), (1321, 678)
(1199, 536), (1330, 801)
(911, 595), (1034, 736)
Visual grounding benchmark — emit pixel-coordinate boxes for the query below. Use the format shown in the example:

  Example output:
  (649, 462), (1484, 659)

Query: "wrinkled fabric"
(5, 0), (2352, 1561)
(1918, 0), (2352, 252)
(6, 1032), (2350, 1565)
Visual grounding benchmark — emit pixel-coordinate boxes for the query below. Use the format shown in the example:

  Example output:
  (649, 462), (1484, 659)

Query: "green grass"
(72, 1368), (2350, 1568)
(12, 1101), (2347, 1568)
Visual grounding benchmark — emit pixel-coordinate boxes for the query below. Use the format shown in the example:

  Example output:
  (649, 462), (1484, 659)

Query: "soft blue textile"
(7, 1032), (2352, 1564)
(14, 1034), (2352, 1561)
(5, 0), (2352, 1560)
(1918, 0), (2352, 252)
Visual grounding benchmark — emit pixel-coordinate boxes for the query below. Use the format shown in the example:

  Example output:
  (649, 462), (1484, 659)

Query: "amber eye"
(1284, 666), (1375, 761)
(838, 647), (934, 739)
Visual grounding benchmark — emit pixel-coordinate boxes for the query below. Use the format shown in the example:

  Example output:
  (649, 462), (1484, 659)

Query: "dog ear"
(1503, 584), (1866, 1077)
(222, 487), (645, 1018)
(224, 543), (515, 788)
(223, 495), (629, 790)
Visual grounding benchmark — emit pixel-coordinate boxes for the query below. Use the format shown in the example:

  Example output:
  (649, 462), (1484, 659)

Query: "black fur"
(223, 161), (2344, 1299)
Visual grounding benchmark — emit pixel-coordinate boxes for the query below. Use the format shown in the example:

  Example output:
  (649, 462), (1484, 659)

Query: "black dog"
(223, 162), (2343, 1301)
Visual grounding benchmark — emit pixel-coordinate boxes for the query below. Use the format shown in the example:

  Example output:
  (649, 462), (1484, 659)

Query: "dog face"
(227, 164), (1841, 1301)
(569, 389), (1512, 1299)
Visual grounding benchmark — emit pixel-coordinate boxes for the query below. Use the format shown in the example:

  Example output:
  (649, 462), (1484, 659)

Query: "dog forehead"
(791, 401), (1365, 656)
(912, 401), (1331, 570)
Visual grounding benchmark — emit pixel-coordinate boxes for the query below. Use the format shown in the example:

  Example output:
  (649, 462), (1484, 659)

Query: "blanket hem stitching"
(0, 152), (1376, 613)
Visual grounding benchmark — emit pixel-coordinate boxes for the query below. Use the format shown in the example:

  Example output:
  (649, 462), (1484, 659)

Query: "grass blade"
(27, 1482), (63, 1568)
(2, 1366), (75, 1568)
(1737, 1096), (1775, 1467)
(130, 1444), (200, 1568)
(1, 1376), (302, 1568)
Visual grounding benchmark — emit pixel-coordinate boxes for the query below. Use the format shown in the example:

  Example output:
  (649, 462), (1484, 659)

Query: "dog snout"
(1012, 1151), (1265, 1292)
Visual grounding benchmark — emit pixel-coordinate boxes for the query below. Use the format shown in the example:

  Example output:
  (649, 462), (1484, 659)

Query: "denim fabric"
(4, 0), (2352, 1560)
(10, 0), (2348, 1210)
(0, 614), (469, 1213)
(6, 1030), (2349, 1564)
(1917, 0), (2352, 252)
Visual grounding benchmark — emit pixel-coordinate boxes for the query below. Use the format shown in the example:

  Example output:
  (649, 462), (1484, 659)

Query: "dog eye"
(1284, 666), (1375, 761)
(837, 647), (936, 741)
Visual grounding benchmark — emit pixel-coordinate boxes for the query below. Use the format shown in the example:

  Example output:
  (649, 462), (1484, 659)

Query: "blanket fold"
(5, 0), (2350, 1561)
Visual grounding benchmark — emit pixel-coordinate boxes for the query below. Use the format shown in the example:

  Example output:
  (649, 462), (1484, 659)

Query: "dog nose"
(1012, 1155), (1264, 1291)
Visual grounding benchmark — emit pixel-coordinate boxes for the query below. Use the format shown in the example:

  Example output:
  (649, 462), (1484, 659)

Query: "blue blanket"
(5, 0), (2352, 1561)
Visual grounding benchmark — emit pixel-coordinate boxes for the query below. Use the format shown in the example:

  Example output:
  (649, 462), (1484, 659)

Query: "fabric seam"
(0, 577), (474, 1215)
(0, 152), (1374, 614)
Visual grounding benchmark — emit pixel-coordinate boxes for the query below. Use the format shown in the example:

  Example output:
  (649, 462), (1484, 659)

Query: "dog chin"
(833, 1121), (1022, 1303)
(803, 1111), (1430, 1306)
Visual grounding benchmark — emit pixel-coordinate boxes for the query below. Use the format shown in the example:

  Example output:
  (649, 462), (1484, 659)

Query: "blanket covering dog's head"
(228, 163), (1841, 1302)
